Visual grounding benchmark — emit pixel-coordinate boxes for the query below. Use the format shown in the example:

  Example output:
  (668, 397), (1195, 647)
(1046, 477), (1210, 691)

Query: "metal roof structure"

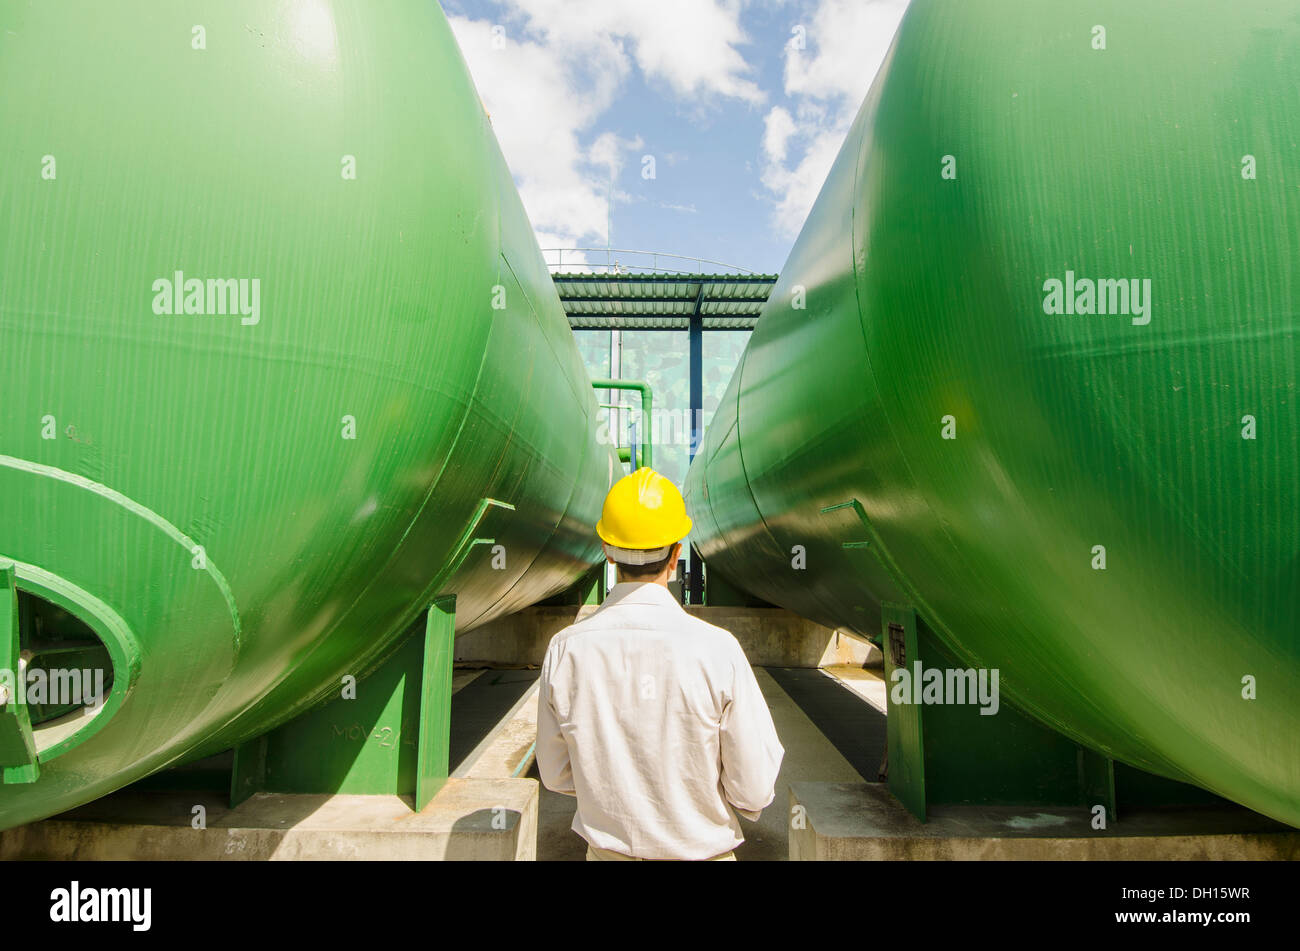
(547, 255), (777, 606)
(552, 272), (777, 330)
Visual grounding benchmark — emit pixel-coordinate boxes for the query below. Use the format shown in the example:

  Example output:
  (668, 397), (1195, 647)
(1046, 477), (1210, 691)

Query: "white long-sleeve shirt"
(536, 581), (785, 860)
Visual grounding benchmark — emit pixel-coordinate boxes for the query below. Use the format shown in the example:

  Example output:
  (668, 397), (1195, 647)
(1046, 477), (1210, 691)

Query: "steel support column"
(687, 287), (704, 605)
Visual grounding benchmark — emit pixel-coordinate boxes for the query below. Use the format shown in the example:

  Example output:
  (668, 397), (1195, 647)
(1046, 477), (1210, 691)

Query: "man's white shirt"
(536, 581), (785, 860)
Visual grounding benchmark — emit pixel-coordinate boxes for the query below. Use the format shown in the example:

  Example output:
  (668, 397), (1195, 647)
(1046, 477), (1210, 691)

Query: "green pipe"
(591, 379), (652, 469)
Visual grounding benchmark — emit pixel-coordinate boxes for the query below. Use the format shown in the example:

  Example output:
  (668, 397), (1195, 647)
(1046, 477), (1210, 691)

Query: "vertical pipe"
(589, 380), (652, 469)
(688, 304), (704, 605)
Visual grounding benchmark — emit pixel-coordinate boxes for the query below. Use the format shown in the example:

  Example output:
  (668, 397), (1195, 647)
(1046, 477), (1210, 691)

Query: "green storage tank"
(686, 0), (1299, 826)
(0, 1), (615, 828)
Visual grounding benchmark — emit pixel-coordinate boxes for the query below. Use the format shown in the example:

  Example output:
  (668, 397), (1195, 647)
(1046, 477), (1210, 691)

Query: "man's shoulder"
(543, 604), (622, 657)
(543, 615), (596, 659)
(679, 613), (745, 654)
(544, 601), (744, 657)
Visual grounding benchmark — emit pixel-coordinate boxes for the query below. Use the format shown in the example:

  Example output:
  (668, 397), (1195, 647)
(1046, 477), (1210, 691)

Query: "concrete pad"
(789, 782), (1300, 860)
(453, 680), (540, 780)
(0, 778), (538, 861)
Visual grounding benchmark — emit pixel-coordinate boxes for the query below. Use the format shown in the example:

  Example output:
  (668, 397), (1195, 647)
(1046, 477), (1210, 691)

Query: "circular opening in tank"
(0, 560), (138, 763)
(16, 589), (117, 752)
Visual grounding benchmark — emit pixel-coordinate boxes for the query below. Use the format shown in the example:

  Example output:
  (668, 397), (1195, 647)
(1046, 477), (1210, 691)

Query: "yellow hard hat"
(596, 467), (692, 551)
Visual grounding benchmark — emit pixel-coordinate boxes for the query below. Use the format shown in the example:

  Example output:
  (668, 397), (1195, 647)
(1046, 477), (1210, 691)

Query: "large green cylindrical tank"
(0, 1), (615, 827)
(686, 0), (1299, 826)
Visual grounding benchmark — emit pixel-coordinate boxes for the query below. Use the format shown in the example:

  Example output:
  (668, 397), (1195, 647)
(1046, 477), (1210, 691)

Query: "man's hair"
(616, 548), (676, 582)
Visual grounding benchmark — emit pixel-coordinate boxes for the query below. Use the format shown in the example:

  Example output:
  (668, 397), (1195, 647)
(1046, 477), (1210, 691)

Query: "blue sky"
(442, 0), (910, 275)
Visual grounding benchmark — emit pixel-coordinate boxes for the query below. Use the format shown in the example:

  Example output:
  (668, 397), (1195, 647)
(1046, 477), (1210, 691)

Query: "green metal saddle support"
(229, 595), (457, 811)
(880, 603), (1219, 826)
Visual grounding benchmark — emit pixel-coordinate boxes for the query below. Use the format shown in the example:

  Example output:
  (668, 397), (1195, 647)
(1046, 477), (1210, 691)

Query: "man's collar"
(603, 581), (683, 609)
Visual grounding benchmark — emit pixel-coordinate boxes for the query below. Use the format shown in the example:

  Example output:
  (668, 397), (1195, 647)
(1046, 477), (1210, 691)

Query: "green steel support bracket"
(0, 563), (39, 783)
(1079, 748), (1118, 823)
(878, 606), (1179, 824)
(445, 499), (515, 582)
(229, 733), (268, 807)
(820, 499), (873, 549)
(881, 602), (925, 821)
(591, 378), (653, 469)
(415, 595), (456, 812)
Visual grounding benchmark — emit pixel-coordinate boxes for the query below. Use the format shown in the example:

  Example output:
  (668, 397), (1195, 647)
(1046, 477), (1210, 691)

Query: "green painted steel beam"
(881, 604), (924, 821)
(415, 596), (456, 812)
(229, 735), (267, 808)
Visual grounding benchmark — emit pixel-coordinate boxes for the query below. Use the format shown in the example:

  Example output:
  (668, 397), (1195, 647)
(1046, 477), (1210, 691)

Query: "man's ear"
(665, 541), (683, 578)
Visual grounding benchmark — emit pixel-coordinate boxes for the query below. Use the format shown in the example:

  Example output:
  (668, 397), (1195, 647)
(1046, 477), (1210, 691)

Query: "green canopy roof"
(552, 272), (777, 330)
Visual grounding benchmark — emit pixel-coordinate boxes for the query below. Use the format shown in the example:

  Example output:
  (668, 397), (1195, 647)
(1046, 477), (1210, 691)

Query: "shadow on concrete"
(526, 761), (587, 861)
(446, 807), (523, 860)
(764, 667), (886, 782)
(449, 668), (539, 772)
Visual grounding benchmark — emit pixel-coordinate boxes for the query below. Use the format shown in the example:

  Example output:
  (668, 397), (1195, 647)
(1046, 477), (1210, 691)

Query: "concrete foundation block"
(691, 607), (878, 668)
(789, 782), (1300, 860)
(0, 777), (539, 861)
(456, 604), (880, 669)
(455, 606), (594, 667)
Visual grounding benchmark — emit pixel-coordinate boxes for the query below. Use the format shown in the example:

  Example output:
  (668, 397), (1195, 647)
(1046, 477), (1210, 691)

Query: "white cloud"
(537, 236), (593, 273)
(784, 0), (908, 104)
(448, 16), (614, 247)
(498, 0), (764, 104)
(589, 130), (644, 181)
(760, 0), (911, 238)
(762, 106), (798, 165)
(448, 1), (763, 253)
